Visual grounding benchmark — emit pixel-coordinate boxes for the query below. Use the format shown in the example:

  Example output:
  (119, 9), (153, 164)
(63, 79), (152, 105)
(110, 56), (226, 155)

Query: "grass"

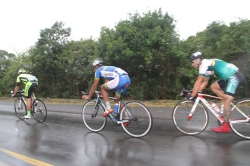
(0, 97), (179, 107)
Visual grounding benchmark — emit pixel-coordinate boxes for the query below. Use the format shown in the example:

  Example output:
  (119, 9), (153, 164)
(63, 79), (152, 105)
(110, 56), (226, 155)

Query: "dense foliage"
(0, 10), (249, 100)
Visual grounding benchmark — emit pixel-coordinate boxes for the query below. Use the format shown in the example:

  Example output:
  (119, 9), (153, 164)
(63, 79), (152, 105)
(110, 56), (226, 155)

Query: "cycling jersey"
(16, 74), (38, 85)
(95, 66), (131, 96)
(199, 59), (238, 80)
(16, 74), (38, 98)
(95, 66), (128, 80)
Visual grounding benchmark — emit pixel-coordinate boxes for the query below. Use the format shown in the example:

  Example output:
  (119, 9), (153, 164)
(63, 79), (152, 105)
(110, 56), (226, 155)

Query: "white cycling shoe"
(23, 115), (31, 119)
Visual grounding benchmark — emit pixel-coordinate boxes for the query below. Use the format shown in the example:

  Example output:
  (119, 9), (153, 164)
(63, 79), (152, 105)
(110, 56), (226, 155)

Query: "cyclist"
(12, 69), (38, 119)
(186, 52), (245, 133)
(82, 59), (131, 118)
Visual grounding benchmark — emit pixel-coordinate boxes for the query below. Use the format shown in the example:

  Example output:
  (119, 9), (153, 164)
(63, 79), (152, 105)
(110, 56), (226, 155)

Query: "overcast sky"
(1, 0), (249, 54)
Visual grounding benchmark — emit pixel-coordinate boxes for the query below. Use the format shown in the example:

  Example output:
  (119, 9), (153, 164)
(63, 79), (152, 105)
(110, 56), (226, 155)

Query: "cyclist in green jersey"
(12, 69), (38, 119)
(186, 52), (245, 133)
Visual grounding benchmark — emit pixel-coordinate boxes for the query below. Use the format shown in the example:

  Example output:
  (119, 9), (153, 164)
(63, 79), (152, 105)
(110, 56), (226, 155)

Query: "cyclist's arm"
(13, 77), (21, 95)
(13, 85), (19, 95)
(191, 76), (208, 97)
(83, 78), (99, 100)
(199, 77), (209, 91)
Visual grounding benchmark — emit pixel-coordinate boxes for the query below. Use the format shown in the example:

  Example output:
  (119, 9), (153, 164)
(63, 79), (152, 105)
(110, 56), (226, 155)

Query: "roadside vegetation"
(0, 9), (249, 100)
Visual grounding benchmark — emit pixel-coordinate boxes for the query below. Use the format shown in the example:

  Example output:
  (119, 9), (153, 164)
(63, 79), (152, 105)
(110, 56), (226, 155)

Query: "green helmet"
(18, 68), (26, 74)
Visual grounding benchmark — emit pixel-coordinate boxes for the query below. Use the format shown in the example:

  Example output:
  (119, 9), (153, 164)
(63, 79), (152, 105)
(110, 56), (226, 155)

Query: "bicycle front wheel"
(172, 100), (209, 135)
(120, 101), (152, 138)
(14, 97), (27, 120)
(32, 99), (47, 123)
(230, 99), (250, 139)
(82, 100), (107, 132)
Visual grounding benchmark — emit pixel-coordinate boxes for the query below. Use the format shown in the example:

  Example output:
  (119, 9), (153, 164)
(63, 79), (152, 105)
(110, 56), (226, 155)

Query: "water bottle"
(113, 103), (119, 114)
(211, 102), (220, 113)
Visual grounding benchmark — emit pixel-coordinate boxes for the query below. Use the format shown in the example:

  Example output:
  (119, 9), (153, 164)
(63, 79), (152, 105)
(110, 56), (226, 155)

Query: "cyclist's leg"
(24, 82), (33, 118)
(212, 73), (244, 133)
(210, 80), (225, 98)
(224, 73), (244, 121)
(211, 80), (233, 132)
(101, 77), (120, 116)
(115, 75), (131, 125)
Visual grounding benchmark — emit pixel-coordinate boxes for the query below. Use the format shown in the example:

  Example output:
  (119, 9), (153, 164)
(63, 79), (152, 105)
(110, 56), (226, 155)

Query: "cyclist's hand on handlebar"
(82, 95), (90, 100)
(186, 94), (195, 102)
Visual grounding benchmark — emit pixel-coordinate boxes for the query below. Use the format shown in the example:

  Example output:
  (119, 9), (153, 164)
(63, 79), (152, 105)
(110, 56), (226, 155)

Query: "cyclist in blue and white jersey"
(186, 52), (245, 133)
(82, 59), (131, 117)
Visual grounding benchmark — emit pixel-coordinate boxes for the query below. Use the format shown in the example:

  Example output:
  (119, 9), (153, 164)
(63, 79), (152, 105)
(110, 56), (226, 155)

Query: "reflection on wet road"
(0, 101), (250, 166)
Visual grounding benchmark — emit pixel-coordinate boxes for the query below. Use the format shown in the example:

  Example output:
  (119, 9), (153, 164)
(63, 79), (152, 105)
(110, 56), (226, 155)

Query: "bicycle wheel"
(14, 97), (27, 120)
(230, 99), (250, 139)
(172, 100), (209, 135)
(82, 100), (107, 132)
(32, 99), (47, 123)
(120, 101), (152, 138)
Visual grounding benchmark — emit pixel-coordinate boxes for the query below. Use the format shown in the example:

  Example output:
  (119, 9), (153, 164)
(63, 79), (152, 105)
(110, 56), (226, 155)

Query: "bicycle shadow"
(214, 139), (250, 165)
(169, 135), (213, 165)
(15, 119), (48, 152)
(82, 132), (154, 166)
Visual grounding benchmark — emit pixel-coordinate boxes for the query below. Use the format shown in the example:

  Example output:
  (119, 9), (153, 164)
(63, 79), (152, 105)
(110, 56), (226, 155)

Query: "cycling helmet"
(92, 58), (103, 68)
(190, 52), (203, 62)
(18, 68), (26, 74)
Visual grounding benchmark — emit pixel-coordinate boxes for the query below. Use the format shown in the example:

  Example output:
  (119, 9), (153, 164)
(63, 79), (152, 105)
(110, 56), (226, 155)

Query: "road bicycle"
(172, 88), (250, 139)
(11, 90), (47, 123)
(81, 85), (153, 138)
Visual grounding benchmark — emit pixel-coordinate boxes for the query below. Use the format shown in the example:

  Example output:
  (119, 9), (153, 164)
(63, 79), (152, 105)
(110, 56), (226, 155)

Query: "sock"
(27, 110), (31, 116)
(105, 101), (111, 110)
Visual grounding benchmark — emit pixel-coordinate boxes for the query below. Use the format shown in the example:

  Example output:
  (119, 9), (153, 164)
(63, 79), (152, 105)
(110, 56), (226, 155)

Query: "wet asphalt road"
(0, 100), (250, 166)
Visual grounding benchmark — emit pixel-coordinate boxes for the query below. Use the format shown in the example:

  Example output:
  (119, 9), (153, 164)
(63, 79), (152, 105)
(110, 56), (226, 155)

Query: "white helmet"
(92, 58), (103, 68)
(18, 68), (26, 74)
(190, 52), (203, 62)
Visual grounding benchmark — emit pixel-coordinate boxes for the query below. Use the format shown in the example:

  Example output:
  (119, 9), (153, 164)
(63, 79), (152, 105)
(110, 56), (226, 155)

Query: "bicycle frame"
(93, 92), (130, 124)
(18, 95), (35, 109)
(189, 93), (250, 124)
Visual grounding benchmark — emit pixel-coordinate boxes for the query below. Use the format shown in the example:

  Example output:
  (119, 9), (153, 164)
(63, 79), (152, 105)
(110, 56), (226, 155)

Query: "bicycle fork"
(188, 99), (200, 120)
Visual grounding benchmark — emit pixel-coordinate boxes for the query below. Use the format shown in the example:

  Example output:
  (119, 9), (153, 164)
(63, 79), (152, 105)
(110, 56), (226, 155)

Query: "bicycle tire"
(32, 99), (47, 123)
(82, 100), (107, 132)
(172, 100), (209, 135)
(120, 101), (152, 138)
(230, 99), (250, 139)
(14, 97), (27, 120)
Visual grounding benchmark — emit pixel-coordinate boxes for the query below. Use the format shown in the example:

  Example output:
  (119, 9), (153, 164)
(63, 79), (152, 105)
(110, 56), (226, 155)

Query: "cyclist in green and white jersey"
(12, 69), (38, 119)
(186, 52), (245, 133)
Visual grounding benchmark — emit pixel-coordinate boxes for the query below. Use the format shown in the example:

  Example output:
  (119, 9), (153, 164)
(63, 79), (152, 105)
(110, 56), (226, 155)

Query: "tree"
(0, 50), (17, 95)
(29, 21), (71, 97)
(97, 9), (180, 99)
(59, 39), (97, 98)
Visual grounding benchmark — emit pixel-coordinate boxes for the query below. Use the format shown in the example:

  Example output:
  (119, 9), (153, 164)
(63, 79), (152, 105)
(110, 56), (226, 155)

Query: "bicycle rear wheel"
(172, 100), (209, 135)
(120, 101), (152, 138)
(32, 99), (47, 123)
(14, 97), (27, 120)
(230, 99), (250, 139)
(82, 101), (107, 132)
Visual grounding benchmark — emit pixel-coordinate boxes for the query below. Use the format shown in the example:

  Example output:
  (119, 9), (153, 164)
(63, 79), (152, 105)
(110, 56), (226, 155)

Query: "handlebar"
(81, 91), (101, 95)
(10, 90), (24, 97)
